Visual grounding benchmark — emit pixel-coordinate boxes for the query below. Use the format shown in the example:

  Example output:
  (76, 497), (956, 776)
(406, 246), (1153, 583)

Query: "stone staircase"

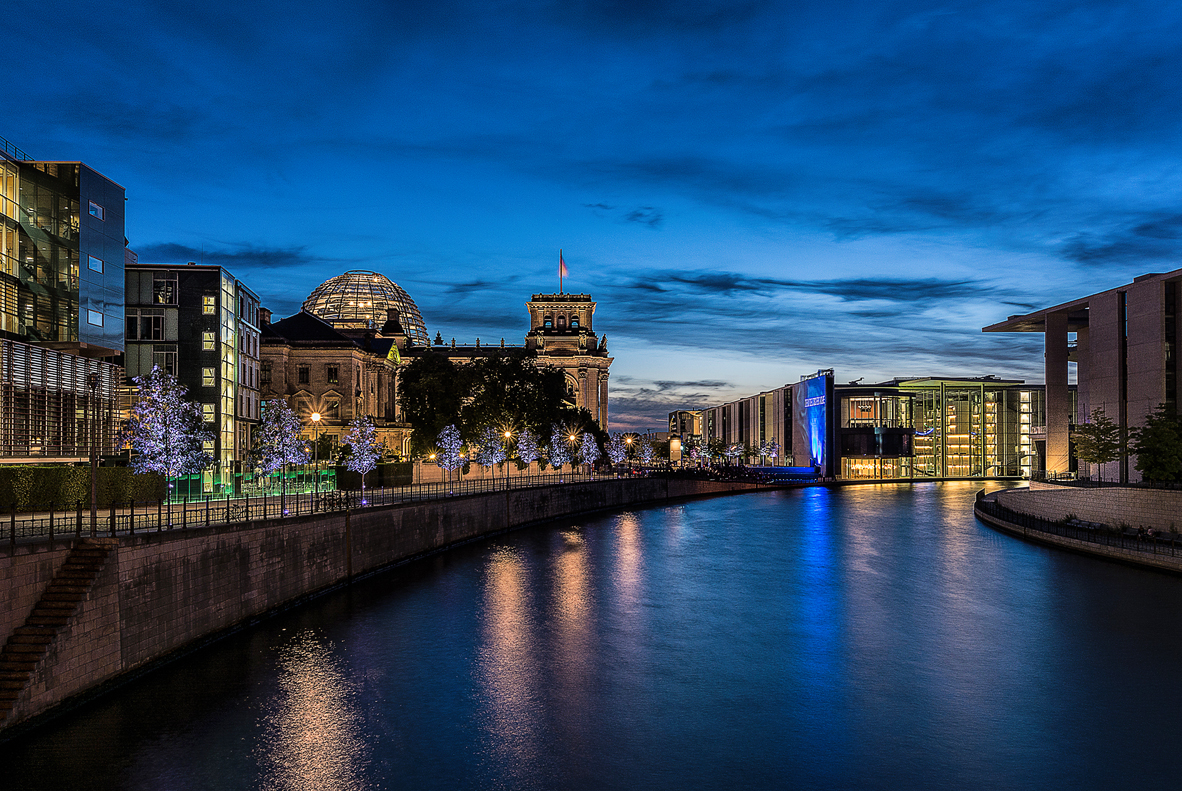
(0, 539), (115, 725)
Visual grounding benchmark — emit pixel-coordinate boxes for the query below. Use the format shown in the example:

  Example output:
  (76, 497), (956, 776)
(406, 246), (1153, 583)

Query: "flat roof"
(983, 267), (1182, 333)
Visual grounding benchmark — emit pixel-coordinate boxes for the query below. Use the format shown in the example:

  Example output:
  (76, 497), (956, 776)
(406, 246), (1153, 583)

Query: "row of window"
(542, 314), (580, 330)
(297, 364), (341, 385)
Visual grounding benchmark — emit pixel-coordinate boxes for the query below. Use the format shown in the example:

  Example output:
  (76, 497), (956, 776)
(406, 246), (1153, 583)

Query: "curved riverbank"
(974, 489), (1182, 576)
(0, 477), (764, 737)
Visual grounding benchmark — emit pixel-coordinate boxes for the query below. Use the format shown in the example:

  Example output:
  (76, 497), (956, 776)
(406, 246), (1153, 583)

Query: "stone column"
(599, 370), (609, 428)
(1045, 311), (1071, 475)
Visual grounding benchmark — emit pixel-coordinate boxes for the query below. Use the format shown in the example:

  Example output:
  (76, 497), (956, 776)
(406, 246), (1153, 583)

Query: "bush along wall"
(334, 461), (414, 491)
(0, 466), (167, 512)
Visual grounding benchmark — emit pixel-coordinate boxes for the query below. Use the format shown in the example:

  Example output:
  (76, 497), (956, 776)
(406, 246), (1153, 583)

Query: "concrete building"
(0, 139), (124, 462)
(124, 262), (261, 491)
(984, 268), (1182, 483)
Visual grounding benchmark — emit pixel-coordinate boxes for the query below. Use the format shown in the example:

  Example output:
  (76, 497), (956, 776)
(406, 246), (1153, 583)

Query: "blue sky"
(9, 0), (1182, 429)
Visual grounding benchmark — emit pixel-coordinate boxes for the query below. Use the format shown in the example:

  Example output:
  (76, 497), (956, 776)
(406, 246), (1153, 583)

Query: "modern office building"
(125, 262), (261, 491)
(670, 372), (1049, 480)
(985, 267), (1182, 483)
(0, 139), (124, 462)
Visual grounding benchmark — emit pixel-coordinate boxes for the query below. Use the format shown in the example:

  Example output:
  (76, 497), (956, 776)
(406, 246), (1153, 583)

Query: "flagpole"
(559, 249), (563, 294)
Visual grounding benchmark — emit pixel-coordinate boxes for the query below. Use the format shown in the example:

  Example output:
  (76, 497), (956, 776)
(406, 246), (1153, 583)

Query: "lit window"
(326, 365), (338, 384)
(202, 403), (215, 422)
(153, 272), (177, 305)
(203, 439), (214, 452)
(202, 331), (215, 350)
(202, 295), (216, 314)
(88, 255), (103, 273)
(202, 367), (215, 387)
(86, 310), (103, 326)
(88, 201), (104, 220)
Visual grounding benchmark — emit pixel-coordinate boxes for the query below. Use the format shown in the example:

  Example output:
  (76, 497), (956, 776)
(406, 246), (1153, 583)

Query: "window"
(557, 315), (566, 329)
(152, 345), (177, 376)
(261, 360), (272, 386)
(88, 201), (104, 220)
(86, 310), (103, 326)
(326, 365), (339, 384)
(202, 295), (216, 314)
(126, 309), (164, 340)
(570, 316), (579, 328)
(202, 403), (215, 422)
(326, 399), (340, 418)
(87, 255), (103, 273)
(202, 331), (215, 350)
(153, 272), (177, 305)
(543, 314), (553, 329)
(298, 366), (309, 385)
(202, 367), (215, 388)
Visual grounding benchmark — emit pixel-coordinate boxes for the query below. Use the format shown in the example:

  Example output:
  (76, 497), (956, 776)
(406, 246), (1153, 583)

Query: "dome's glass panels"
(302, 270), (430, 345)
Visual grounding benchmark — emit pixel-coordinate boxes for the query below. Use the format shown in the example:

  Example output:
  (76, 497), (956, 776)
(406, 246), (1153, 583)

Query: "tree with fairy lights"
(638, 440), (655, 465)
(436, 424), (464, 491)
(548, 426), (573, 471)
(580, 431), (600, 472)
(515, 427), (540, 470)
(251, 399), (308, 510)
(473, 425), (507, 468)
(606, 433), (628, 466)
(125, 365), (214, 490)
(342, 415), (381, 502)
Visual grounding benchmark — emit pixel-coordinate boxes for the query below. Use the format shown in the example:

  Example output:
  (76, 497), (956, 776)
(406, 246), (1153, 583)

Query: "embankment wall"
(0, 478), (761, 731)
(996, 485), (1182, 532)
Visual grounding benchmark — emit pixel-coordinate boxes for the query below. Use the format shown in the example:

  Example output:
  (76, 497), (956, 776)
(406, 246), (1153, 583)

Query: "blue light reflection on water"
(5, 483), (1182, 790)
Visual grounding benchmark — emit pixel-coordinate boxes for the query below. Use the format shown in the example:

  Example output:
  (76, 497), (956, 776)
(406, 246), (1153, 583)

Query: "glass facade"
(0, 158), (124, 354)
(303, 270), (430, 345)
(839, 380), (1046, 480)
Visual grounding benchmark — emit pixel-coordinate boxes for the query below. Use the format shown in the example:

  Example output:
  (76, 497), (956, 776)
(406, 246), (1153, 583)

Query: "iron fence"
(7, 470), (597, 547)
(975, 494), (1182, 558)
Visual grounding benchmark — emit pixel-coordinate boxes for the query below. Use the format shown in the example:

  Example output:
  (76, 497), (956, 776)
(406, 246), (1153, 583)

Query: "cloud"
(625, 270), (987, 302)
(1060, 213), (1182, 266)
(623, 207), (663, 227)
(135, 242), (317, 270)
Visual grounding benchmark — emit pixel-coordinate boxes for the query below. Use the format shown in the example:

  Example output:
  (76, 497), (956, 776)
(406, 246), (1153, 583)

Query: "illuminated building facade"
(670, 373), (1049, 480)
(125, 263), (261, 491)
(0, 141), (124, 461)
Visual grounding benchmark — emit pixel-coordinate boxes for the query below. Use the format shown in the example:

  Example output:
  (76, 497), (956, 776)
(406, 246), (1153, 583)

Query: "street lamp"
(503, 429), (513, 489)
(311, 412), (322, 508)
(87, 371), (99, 537)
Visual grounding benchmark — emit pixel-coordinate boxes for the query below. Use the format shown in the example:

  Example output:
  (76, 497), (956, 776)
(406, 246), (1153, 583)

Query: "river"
(4, 482), (1182, 790)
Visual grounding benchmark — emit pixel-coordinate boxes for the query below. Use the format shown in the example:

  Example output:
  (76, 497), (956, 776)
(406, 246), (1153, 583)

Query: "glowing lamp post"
(311, 412), (322, 508)
(504, 429), (513, 489)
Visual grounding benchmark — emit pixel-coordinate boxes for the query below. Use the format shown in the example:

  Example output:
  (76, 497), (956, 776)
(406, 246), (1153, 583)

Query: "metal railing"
(0, 134), (31, 162)
(7, 471), (597, 547)
(976, 494), (1182, 558)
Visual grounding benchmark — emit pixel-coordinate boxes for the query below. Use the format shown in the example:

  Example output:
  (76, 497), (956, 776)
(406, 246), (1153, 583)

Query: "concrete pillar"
(1045, 311), (1071, 475)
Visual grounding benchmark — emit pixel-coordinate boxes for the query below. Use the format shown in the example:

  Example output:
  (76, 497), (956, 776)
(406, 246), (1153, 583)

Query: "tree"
(459, 351), (569, 437)
(252, 399), (309, 507)
(124, 366), (214, 484)
(398, 353), (468, 454)
(436, 424), (465, 489)
(342, 416), (381, 498)
(638, 441), (654, 465)
(1072, 407), (1122, 482)
(606, 433), (628, 465)
(1130, 405), (1182, 483)
(515, 427), (540, 470)
(580, 431), (601, 470)
(548, 426), (573, 470)
(472, 425), (507, 468)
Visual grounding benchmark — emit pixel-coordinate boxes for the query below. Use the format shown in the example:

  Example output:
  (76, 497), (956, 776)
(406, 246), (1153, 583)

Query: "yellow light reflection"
(255, 631), (369, 791)
(476, 547), (540, 773)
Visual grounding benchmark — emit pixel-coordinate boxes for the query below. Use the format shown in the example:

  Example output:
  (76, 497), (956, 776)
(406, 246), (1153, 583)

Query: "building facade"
(984, 267), (1182, 483)
(125, 263), (261, 490)
(669, 372), (1048, 480)
(523, 293), (612, 429)
(0, 142), (124, 461)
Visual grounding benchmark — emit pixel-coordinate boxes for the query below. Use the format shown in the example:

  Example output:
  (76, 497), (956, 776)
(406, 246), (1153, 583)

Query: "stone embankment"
(975, 485), (1182, 575)
(0, 477), (762, 735)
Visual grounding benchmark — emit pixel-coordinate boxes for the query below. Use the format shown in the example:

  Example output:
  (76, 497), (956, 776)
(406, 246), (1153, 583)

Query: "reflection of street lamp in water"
(311, 412), (322, 505)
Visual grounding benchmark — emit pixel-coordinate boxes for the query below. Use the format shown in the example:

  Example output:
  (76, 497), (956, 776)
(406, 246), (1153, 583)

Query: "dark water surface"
(6, 483), (1182, 790)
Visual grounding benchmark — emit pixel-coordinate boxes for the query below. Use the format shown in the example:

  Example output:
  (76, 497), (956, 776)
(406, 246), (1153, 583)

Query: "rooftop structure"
(302, 270), (430, 346)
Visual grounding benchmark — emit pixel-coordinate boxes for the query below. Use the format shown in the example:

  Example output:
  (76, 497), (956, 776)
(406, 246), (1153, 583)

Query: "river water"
(5, 483), (1182, 790)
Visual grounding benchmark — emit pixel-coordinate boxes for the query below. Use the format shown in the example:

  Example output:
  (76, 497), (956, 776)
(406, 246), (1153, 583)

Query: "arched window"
(566, 378), (577, 397)
(543, 314), (553, 329)
(558, 315), (567, 329)
(570, 315), (580, 329)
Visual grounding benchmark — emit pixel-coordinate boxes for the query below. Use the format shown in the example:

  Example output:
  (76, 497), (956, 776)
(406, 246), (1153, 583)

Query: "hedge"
(334, 461), (413, 490)
(0, 466), (167, 512)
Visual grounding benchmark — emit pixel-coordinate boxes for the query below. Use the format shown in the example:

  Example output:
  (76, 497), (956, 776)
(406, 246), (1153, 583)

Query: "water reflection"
(476, 546), (542, 783)
(255, 630), (369, 791)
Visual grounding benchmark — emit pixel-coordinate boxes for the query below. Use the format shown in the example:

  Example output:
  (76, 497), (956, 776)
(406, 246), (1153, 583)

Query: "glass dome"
(302, 270), (430, 345)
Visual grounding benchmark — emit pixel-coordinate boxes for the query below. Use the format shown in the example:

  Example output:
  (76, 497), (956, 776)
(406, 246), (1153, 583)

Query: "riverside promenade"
(974, 485), (1182, 575)
(0, 473), (768, 737)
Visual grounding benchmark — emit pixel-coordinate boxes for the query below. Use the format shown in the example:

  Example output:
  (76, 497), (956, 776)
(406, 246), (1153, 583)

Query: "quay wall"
(0, 478), (761, 732)
(996, 485), (1182, 532)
